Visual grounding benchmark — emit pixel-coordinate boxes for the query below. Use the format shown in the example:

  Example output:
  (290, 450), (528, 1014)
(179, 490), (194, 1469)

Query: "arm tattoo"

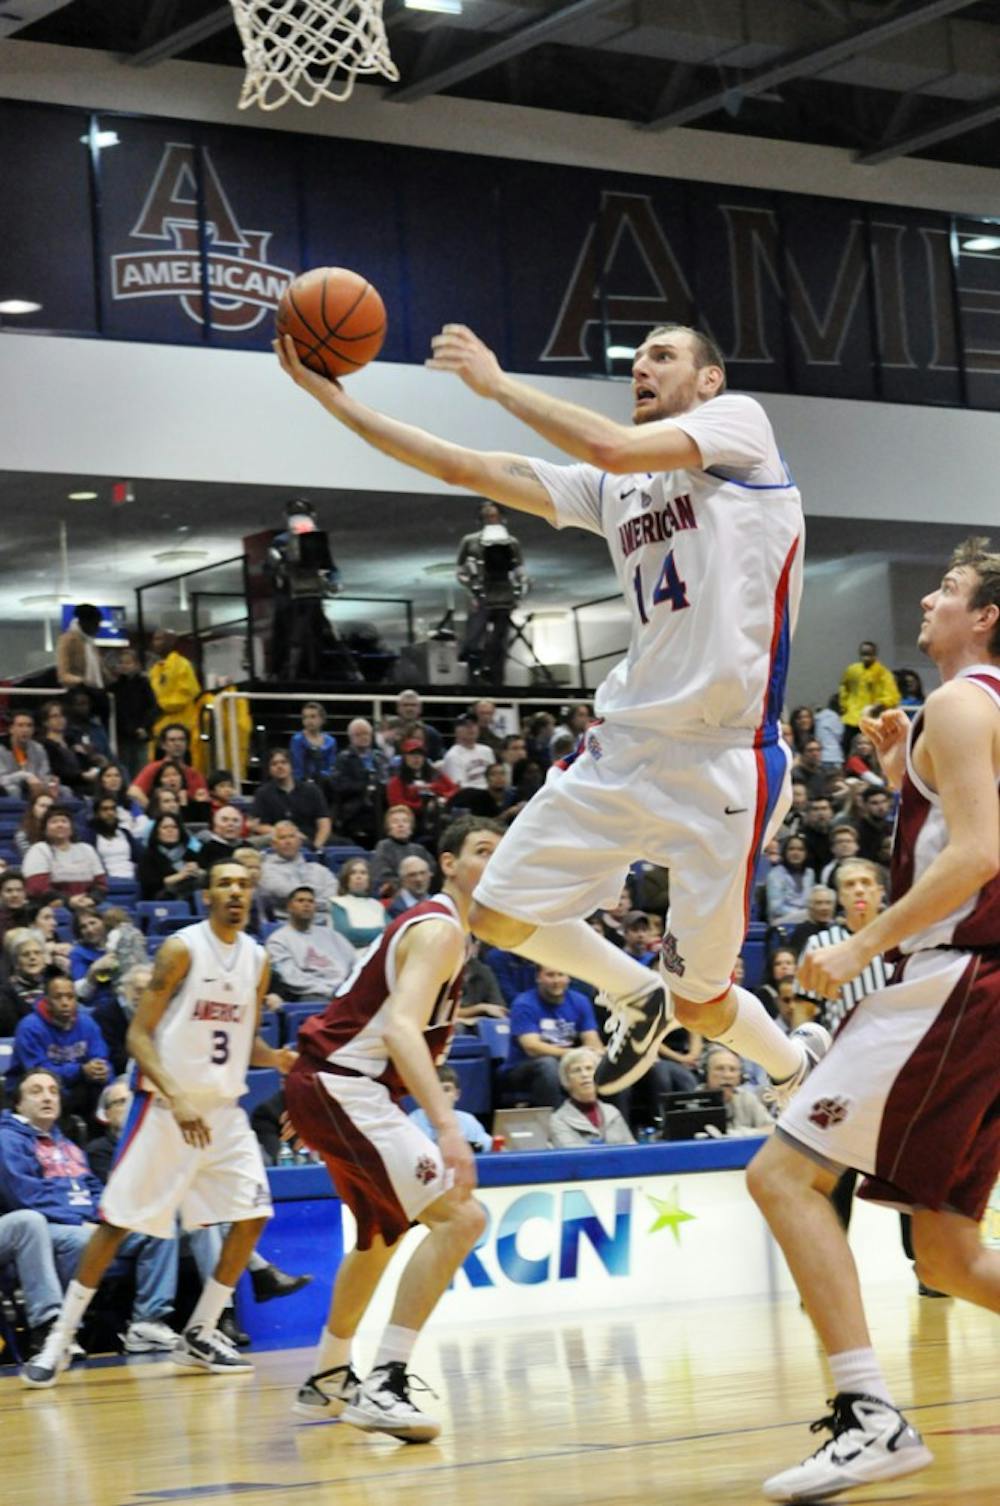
(503, 461), (539, 479)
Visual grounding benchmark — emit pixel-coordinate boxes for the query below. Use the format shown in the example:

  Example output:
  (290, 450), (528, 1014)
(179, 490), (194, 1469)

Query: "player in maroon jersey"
(283, 815), (502, 1442)
(748, 537), (1000, 1501)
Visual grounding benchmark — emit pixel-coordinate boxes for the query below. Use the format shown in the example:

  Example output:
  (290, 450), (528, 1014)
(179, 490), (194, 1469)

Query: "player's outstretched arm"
(382, 920), (476, 1195)
(274, 334), (555, 522)
(427, 323), (704, 474)
(128, 938), (212, 1147)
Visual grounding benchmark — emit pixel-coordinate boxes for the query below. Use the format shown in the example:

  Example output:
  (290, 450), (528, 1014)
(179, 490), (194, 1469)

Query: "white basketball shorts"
(100, 1095), (274, 1240)
(473, 720), (791, 1004)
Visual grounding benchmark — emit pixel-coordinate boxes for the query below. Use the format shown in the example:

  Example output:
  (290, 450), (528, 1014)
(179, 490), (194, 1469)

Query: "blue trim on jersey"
(758, 740), (789, 858)
(765, 589), (793, 731)
(704, 470), (797, 492)
(598, 472), (607, 505)
(110, 1087), (152, 1174)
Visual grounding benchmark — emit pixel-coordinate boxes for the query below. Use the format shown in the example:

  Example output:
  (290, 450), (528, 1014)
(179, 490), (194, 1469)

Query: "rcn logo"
(458, 1188), (632, 1288)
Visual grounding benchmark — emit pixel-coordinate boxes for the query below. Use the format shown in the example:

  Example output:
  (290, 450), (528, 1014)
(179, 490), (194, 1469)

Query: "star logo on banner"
(646, 1187), (696, 1245)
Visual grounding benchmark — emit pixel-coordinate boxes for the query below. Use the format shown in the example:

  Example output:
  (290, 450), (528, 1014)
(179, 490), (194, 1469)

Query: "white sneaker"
(340, 1361), (440, 1442)
(21, 1330), (74, 1389)
(763, 1392), (933, 1501)
(764, 1022), (832, 1111)
(292, 1363), (361, 1420)
(122, 1318), (177, 1353)
(172, 1323), (254, 1374)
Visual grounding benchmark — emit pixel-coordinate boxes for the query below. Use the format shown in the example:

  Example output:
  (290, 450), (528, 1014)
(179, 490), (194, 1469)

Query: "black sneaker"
(218, 1308), (251, 1348)
(250, 1263), (313, 1303)
(172, 1323), (253, 1374)
(340, 1361), (440, 1442)
(293, 1363), (361, 1420)
(763, 1391), (933, 1500)
(595, 983), (673, 1094)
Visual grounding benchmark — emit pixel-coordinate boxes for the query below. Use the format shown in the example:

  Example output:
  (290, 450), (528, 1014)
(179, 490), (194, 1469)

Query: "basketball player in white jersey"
(23, 862), (295, 1387)
(277, 323), (826, 1107)
(749, 538), (1000, 1500)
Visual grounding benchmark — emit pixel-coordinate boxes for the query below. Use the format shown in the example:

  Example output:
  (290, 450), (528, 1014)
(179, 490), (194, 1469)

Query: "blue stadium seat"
(446, 1035), (491, 1062)
(281, 1000), (327, 1043)
(473, 1017), (511, 1063)
(257, 1012), (280, 1048)
(106, 877), (141, 904)
(240, 1068), (281, 1117)
(741, 938), (767, 988)
(259, 920), (283, 942)
(448, 1054), (492, 1117)
(0, 797), (26, 815)
(321, 845), (370, 875)
(0, 1039), (13, 1079)
(136, 901), (192, 933)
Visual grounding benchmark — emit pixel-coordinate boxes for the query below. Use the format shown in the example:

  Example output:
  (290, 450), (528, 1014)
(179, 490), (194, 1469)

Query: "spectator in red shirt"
(386, 739), (458, 829)
(126, 723), (209, 811)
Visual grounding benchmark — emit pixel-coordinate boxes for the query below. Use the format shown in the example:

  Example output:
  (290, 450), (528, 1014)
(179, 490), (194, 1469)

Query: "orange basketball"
(275, 266), (386, 378)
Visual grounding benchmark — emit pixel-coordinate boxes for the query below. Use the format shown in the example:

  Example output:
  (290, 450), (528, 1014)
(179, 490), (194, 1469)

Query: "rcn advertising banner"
(3, 99), (1000, 409)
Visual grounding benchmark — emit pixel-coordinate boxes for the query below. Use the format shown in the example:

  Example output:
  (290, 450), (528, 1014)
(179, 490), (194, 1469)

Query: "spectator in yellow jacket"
(838, 640), (899, 756)
(148, 629), (201, 754)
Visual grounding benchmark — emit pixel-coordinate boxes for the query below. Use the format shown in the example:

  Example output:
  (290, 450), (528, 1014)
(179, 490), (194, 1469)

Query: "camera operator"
(457, 502), (526, 685)
(268, 498), (357, 682)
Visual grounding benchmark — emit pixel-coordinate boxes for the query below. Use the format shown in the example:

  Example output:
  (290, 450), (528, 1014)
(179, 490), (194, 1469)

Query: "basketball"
(275, 267), (387, 378)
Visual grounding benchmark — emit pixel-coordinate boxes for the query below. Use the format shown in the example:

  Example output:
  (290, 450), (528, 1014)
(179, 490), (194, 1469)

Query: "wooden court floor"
(2, 1287), (997, 1506)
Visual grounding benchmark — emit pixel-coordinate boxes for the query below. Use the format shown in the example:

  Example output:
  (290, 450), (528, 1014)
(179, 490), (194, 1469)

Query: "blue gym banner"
(0, 97), (996, 409)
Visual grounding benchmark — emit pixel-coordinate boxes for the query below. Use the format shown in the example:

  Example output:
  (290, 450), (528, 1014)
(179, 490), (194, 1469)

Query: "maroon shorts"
(284, 1054), (447, 1250)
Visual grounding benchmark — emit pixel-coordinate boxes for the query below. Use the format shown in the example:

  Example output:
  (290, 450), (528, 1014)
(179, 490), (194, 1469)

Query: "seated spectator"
(137, 813), (202, 903)
(553, 702), (592, 746)
(206, 768), (240, 816)
(498, 967), (603, 1109)
(894, 668), (924, 710)
(127, 723), (209, 812)
(385, 855), (433, 919)
(548, 1047), (634, 1148)
(259, 821), (336, 920)
(844, 731), (884, 787)
(289, 701), (337, 787)
(502, 757), (544, 817)
(386, 740), (458, 839)
(0, 1203), (64, 1357)
(786, 884), (838, 957)
(23, 806), (108, 909)
(88, 795), (139, 880)
(28, 903), (73, 973)
(14, 791), (55, 859)
(369, 806), (435, 897)
(779, 776), (809, 838)
(0, 869), (32, 943)
(69, 909), (136, 1074)
(787, 705), (816, 755)
(621, 910), (656, 965)
(457, 938), (507, 1023)
(408, 1064), (491, 1153)
(856, 784), (894, 862)
(765, 834), (816, 928)
(802, 794), (835, 875)
(64, 687), (113, 765)
(754, 946), (798, 1019)
(499, 732), (527, 781)
(134, 784), (187, 844)
(703, 1045), (774, 1135)
(330, 857), (386, 952)
(196, 805), (247, 872)
(8, 975), (110, 1125)
(814, 692), (845, 767)
(0, 710), (55, 799)
(524, 710), (557, 768)
(92, 763), (141, 833)
(0, 932), (53, 1036)
(454, 761), (516, 824)
(85, 1075), (134, 1184)
(39, 699), (95, 794)
(394, 688), (443, 761)
(440, 713), (493, 791)
(146, 757), (211, 827)
(820, 821), (861, 887)
(470, 698), (504, 755)
(266, 886), (357, 1000)
(231, 846), (272, 942)
(329, 717), (389, 848)
(0, 1068), (177, 1352)
(250, 749), (331, 849)
(109, 647), (158, 777)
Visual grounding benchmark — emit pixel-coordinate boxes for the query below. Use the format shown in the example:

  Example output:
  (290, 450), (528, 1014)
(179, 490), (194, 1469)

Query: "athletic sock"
(54, 1279), (97, 1343)
(373, 1323), (418, 1370)
(515, 920), (657, 1000)
(711, 985), (803, 1081)
(187, 1277), (234, 1338)
(829, 1347), (894, 1407)
(314, 1326), (352, 1375)
(247, 1251), (267, 1272)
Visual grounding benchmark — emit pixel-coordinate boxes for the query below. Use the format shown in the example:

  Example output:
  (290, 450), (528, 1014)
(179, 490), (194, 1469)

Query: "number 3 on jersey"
(211, 1029), (230, 1065)
(632, 549), (690, 625)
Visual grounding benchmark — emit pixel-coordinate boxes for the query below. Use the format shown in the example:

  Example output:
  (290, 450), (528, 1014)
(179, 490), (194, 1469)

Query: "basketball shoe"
(20, 1329), (74, 1388)
(172, 1322), (254, 1374)
(122, 1318), (178, 1353)
(340, 1361), (441, 1442)
(595, 982), (673, 1094)
(763, 1022), (832, 1111)
(293, 1363), (361, 1420)
(763, 1392), (933, 1500)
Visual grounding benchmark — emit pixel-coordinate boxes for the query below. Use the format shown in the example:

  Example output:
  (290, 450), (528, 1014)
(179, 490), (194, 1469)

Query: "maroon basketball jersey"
(891, 665), (1000, 954)
(297, 893), (465, 1098)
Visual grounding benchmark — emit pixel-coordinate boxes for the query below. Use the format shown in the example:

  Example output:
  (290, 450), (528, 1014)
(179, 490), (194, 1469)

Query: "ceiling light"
(153, 548), (211, 564)
(404, 0), (463, 13)
(19, 592), (75, 607)
(423, 562), (458, 576)
(605, 345), (635, 360)
(0, 299), (42, 315)
(79, 129), (120, 149)
(67, 491), (98, 501)
(962, 235), (1000, 252)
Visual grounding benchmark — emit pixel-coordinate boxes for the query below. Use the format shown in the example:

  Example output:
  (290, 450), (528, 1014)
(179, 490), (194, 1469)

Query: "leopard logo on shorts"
(660, 930), (686, 978)
(415, 1155), (439, 1186)
(807, 1096), (850, 1130)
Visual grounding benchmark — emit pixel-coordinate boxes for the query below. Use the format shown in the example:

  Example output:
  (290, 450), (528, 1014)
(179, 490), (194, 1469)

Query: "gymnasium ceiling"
(11, 0), (1000, 171)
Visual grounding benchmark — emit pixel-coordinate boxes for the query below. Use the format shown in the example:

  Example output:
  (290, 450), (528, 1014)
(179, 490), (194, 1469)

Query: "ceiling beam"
(638, 0), (979, 133)
(389, 0), (617, 105)
(856, 89), (1000, 165)
(126, 3), (234, 67)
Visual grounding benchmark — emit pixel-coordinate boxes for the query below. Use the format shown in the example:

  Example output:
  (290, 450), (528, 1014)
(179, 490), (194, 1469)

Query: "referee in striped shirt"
(798, 859), (891, 1030)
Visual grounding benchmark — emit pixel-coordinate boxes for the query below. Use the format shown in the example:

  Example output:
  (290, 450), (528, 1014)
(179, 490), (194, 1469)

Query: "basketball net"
(229, 0), (399, 111)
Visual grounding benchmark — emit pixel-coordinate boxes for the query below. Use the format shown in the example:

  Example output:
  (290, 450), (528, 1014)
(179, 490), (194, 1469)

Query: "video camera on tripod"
(463, 522), (526, 608)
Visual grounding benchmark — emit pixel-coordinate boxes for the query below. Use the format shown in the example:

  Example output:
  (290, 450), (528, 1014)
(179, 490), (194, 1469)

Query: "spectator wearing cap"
(265, 887), (357, 1000)
(621, 910), (656, 965)
(440, 713), (494, 791)
(386, 740), (458, 835)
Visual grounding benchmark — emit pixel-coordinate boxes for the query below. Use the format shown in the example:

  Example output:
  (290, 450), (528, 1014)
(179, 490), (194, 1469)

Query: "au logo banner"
(110, 142), (295, 332)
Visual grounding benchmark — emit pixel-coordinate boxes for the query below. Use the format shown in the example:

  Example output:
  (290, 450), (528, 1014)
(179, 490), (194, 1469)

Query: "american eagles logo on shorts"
(808, 1096), (850, 1130)
(660, 930), (686, 977)
(587, 730), (603, 760)
(415, 1155), (438, 1186)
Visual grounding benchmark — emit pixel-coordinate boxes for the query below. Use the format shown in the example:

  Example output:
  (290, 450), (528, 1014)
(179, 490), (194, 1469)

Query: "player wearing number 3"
(23, 863), (296, 1386)
(275, 323), (826, 1104)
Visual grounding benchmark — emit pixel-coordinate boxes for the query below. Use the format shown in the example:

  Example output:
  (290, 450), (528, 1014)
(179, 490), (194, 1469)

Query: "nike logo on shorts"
(724, 805), (748, 815)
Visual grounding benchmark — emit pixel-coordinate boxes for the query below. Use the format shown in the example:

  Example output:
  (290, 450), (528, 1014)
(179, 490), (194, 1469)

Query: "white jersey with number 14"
(530, 393), (804, 745)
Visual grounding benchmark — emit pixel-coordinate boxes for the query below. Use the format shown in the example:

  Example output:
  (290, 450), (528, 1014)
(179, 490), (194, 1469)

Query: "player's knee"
(911, 1222), (961, 1294)
(469, 901), (532, 950)
(745, 1143), (781, 1211)
(453, 1197), (487, 1250)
